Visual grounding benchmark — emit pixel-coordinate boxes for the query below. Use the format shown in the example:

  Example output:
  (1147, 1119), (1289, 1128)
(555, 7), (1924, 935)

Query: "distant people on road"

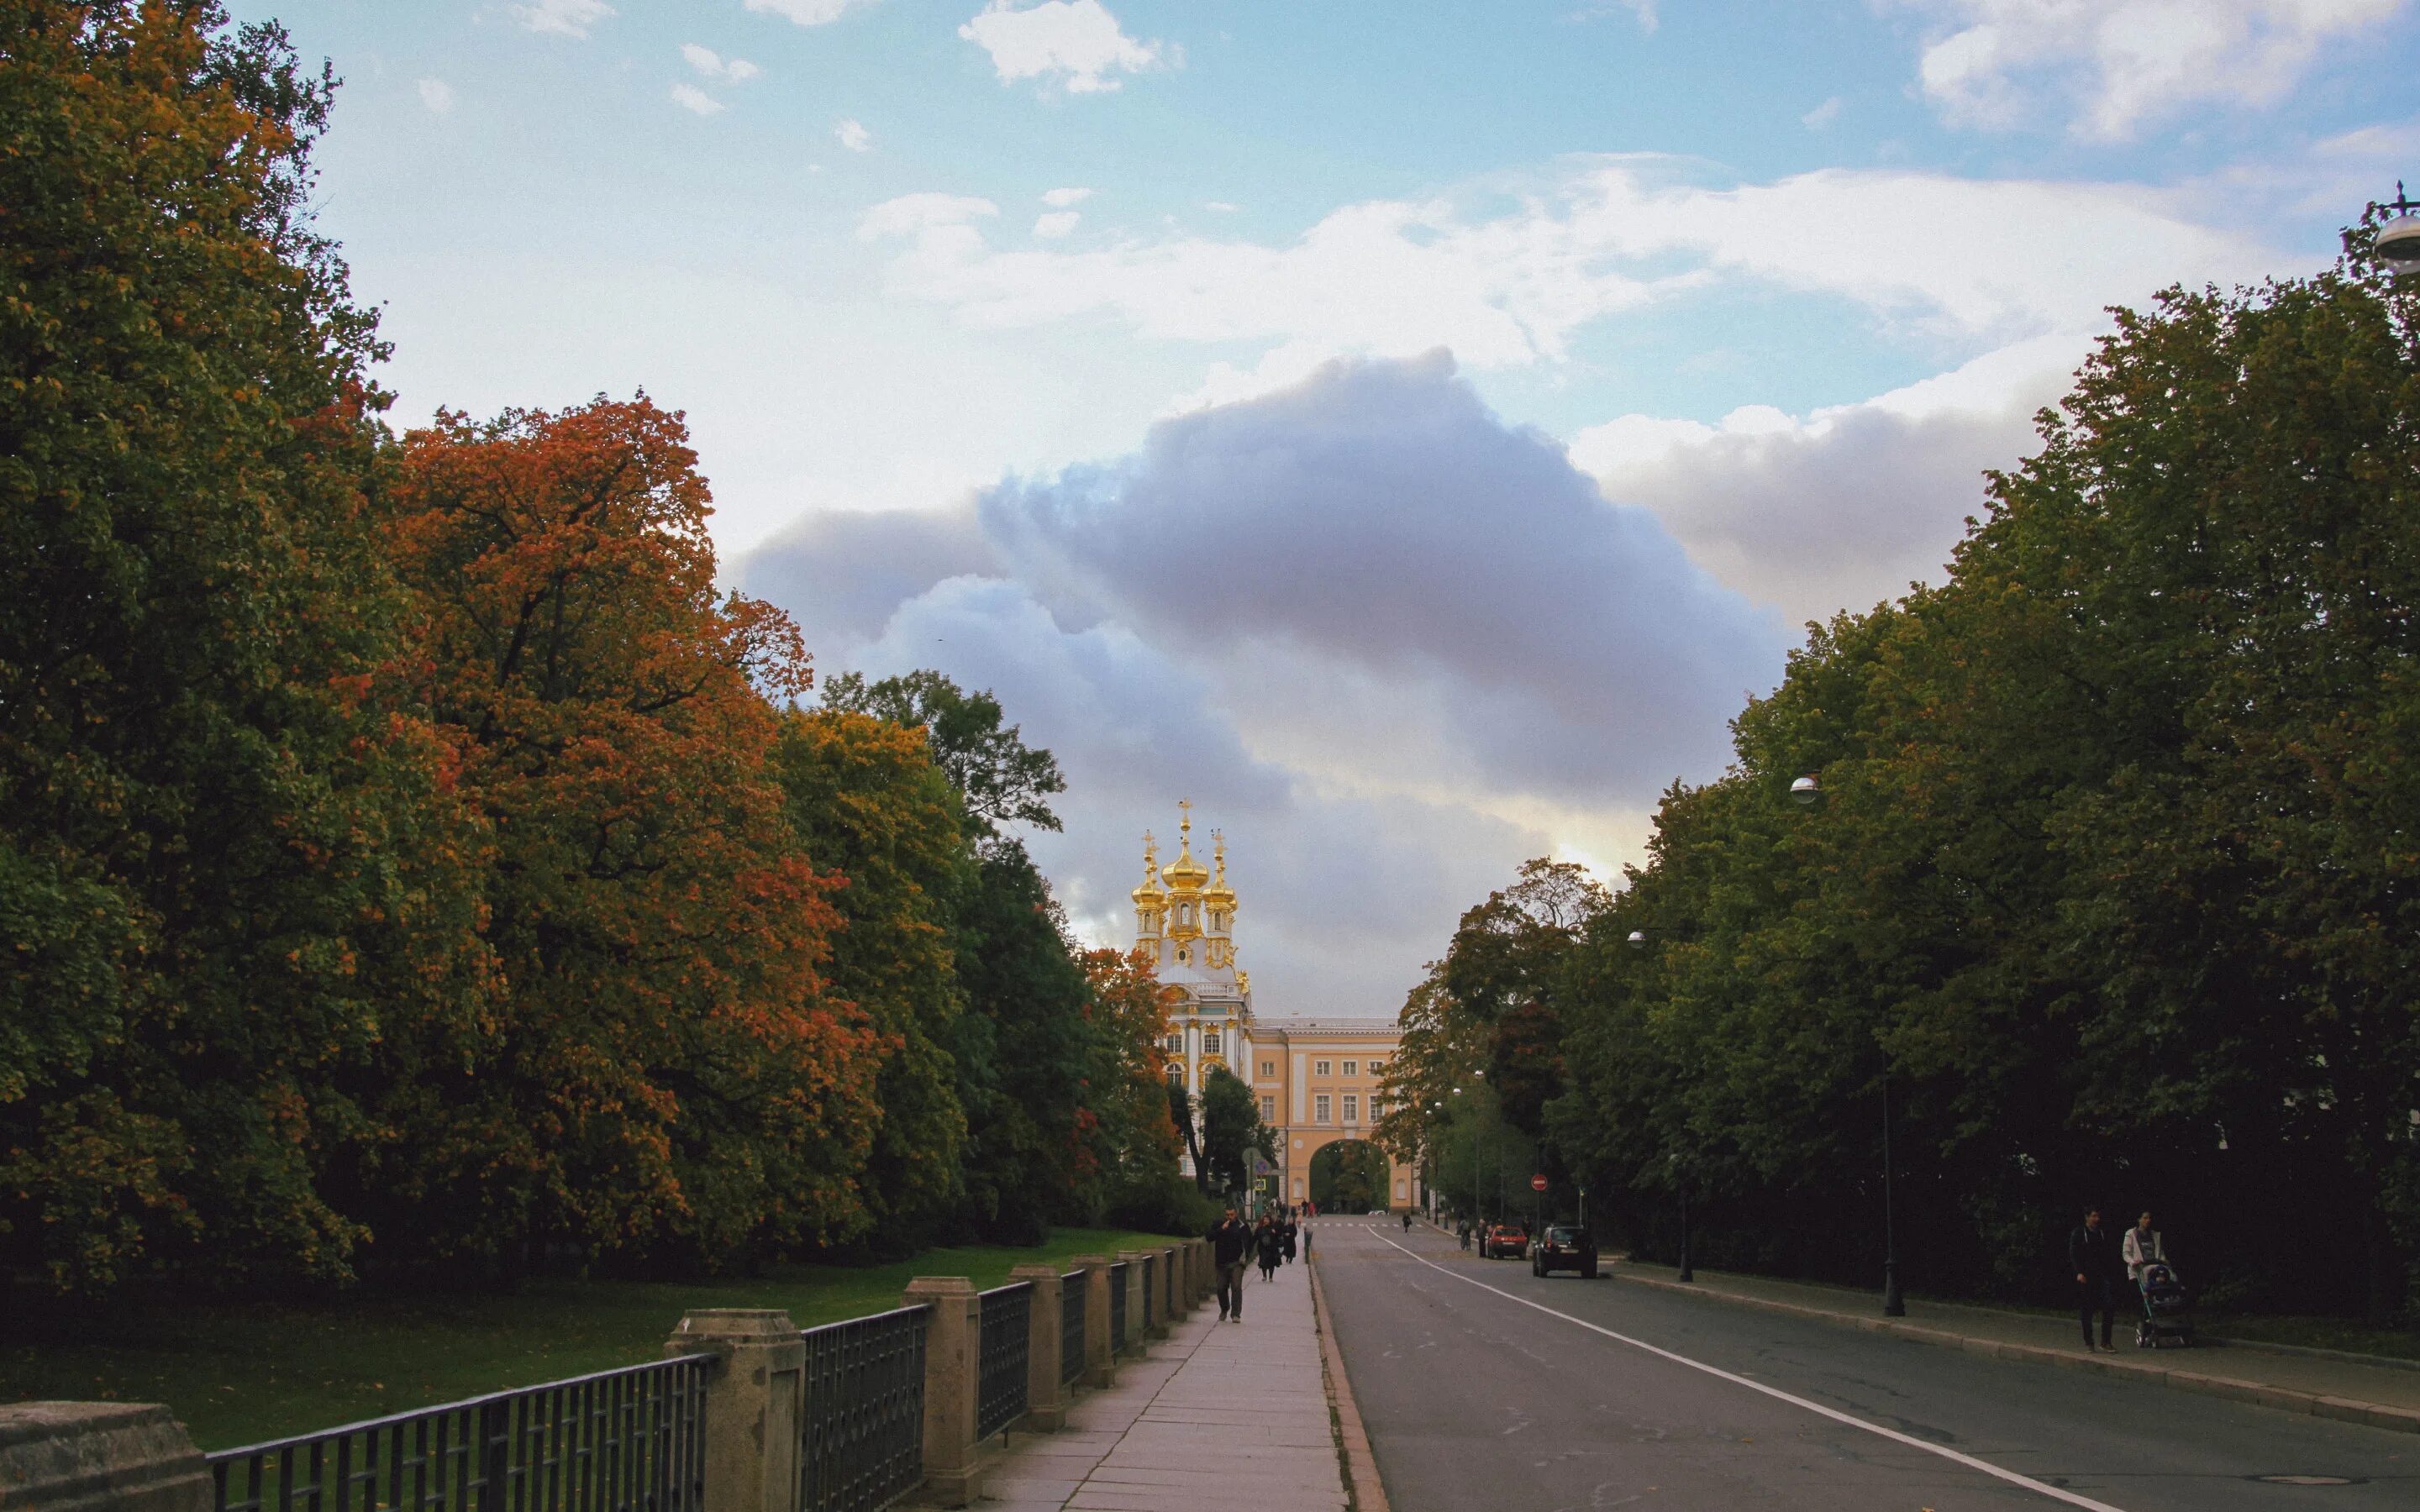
(2070, 1206), (2126, 1352)
(1210, 1207), (1250, 1322)
(1402, 1211), (1413, 1233)
(1458, 1219), (1472, 1251)
(2123, 1211), (2167, 1286)
(1256, 1215), (1284, 1281)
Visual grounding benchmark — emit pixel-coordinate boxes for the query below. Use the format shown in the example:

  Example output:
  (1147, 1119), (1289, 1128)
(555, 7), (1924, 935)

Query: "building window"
(1260, 1059), (1275, 1078)
(1260, 1096), (1276, 1121)
(1203, 1030), (1222, 1055)
(1367, 1058), (1385, 1074)
(1314, 1095), (1331, 1123)
(1166, 1063), (1184, 1081)
(1314, 1059), (1331, 1076)
(1343, 1060), (1358, 1076)
(1165, 1033), (1183, 1052)
(1343, 1095), (1359, 1123)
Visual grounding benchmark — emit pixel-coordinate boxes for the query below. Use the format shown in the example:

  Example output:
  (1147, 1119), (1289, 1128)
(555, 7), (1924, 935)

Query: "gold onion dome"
(1160, 841), (1209, 893)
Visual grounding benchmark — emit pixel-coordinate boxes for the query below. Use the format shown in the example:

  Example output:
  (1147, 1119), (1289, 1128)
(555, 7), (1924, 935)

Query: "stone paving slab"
(935, 1258), (1348, 1512)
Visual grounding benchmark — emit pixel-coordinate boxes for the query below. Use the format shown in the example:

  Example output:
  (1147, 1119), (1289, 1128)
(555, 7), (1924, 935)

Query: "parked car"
(1484, 1223), (1529, 1259)
(1531, 1223), (1597, 1278)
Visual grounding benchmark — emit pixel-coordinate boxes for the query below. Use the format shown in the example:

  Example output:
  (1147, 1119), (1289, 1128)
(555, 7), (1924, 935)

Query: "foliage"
(1197, 1065), (1272, 1196)
(0, 0), (479, 1291)
(1308, 1141), (1389, 1212)
(1514, 257), (2420, 1318)
(821, 670), (1066, 837)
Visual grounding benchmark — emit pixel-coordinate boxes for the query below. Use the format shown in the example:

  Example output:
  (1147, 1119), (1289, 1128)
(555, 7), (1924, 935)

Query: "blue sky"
(237, 0), (2420, 1015)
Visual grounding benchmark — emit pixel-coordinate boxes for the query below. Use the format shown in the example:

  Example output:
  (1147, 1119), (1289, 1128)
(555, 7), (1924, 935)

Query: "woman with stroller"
(2123, 1210), (2166, 1283)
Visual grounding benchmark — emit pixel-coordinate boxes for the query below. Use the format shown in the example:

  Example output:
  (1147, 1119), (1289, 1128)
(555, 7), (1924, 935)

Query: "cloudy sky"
(240, 0), (2420, 1017)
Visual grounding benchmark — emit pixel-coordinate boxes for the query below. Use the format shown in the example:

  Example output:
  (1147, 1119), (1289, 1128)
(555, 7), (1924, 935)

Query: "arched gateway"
(1133, 805), (1413, 1212)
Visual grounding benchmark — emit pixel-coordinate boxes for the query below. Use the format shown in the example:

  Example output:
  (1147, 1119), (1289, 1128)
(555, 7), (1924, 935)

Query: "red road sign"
(1530, 1174), (1549, 1191)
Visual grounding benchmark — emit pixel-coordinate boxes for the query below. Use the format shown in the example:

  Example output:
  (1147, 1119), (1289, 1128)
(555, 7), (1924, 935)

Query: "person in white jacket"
(2123, 1210), (2166, 1284)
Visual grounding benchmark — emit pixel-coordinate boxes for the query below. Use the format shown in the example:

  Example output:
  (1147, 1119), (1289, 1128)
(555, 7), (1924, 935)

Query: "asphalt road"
(1312, 1218), (2415, 1512)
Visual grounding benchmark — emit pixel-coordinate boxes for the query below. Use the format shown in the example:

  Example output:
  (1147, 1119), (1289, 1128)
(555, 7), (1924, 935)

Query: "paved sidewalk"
(956, 1261), (1347, 1512)
(1600, 1255), (2420, 1433)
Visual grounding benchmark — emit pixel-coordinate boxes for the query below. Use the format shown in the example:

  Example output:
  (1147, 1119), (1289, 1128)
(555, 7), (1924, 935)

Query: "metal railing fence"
(207, 1357), (709, 1512)
(1107, 1263), (1128, 1352)
(798, 1304), (928, 1512)
(974, 1283), (1031, 1441)
(1059, 1272), (1086, 1386)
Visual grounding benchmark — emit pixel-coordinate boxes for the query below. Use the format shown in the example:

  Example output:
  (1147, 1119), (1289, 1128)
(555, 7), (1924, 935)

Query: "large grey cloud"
(978, 351), (1789, 804)
(730, 353), (1792, 1015)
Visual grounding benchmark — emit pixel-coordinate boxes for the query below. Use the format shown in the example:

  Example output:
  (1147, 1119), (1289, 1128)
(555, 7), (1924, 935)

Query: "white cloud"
(515, 0), (614, 38)
(959, 0), (1166, 93)
(1204, 201), (1240, 213)
(682, 45), (762, 82)
(860, 160), (2269, 388)
(1890, 0), (2407, 139)
(1034, 211), (1081, 238)
(417, 77), (455, 114)
(1802, 95), (1843, 129)
(835, 118), (873, 151)
(671, 83), (726, 116)
(1570, 333), (2087, 622)
(1042, 186), (1094, 207)
(744, 0), (883, 24)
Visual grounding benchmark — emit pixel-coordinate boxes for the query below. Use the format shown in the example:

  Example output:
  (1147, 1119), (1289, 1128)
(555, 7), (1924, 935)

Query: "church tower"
(1139, 802), (1253, 1127)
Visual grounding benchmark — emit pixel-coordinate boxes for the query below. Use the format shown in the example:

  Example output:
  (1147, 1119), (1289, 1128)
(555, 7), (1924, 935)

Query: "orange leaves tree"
(375, 397), (884, 1273)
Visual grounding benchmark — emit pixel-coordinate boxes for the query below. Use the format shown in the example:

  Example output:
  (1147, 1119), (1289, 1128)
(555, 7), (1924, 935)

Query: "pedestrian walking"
(2123, 1210), (2166, 1284)
(1402, 1211), (1413, 1233)
(1303, 1224), (1313, 1260)
(1209, 1206), (1249, 1321)
(1256, 1216), (1283, 1281)
(2069, 1205), (2125, 1352)
(1281, 1216), (1298, 1264)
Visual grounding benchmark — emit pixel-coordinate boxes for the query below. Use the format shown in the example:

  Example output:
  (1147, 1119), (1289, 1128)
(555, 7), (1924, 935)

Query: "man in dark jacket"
(1208, 1208), (1249, 1321)
(2069, 1206), (2125, 1352)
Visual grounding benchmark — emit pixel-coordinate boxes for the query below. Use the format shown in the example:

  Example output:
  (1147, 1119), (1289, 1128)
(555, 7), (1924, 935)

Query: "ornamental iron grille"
(1058, 1273), (1086, 1386)
(1107, 1263), (1128, 1352)
(208, 1357), (709, 1512)
(974, 1283), (1031, 1441)
(798, 1305), (928, 1512)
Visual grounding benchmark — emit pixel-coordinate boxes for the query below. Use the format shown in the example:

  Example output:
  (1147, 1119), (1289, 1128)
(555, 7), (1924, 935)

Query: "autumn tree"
(821, 670), (1066, 837)
(377, 396), (885, 1273)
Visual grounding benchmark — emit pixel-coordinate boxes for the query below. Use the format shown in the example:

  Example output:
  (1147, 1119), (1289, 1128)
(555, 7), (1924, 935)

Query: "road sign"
(1530, 1174), (1548, 1191)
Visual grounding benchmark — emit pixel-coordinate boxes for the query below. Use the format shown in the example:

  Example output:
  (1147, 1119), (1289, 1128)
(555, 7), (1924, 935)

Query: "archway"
(1307, 1139), (1391, 1213)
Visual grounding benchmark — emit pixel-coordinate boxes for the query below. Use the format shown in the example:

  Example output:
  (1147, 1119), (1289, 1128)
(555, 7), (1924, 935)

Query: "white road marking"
(1360, 1226), (2131, 1512)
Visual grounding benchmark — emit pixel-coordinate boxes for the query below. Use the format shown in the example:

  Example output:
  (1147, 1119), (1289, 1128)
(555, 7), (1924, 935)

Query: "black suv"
(1531, 1223), (1597, 1278)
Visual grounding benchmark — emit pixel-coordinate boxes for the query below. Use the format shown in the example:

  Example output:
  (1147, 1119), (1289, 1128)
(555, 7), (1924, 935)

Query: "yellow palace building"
(1131, 804), (1413, 1212)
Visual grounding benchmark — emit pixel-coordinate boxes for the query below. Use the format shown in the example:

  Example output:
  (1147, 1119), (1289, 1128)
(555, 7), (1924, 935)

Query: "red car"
(1484, 1223), (1529, 1260)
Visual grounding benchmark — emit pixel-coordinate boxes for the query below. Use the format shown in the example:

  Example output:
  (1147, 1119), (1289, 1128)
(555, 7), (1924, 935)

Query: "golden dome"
(1160, 804), (1210, 892)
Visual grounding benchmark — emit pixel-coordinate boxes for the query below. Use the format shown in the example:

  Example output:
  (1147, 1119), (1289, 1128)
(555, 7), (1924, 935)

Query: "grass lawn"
(0, 1227), (1186, 1452)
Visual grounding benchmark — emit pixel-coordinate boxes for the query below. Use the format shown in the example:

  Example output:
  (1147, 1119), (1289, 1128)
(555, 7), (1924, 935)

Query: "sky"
(235, 0), (2420, 1018)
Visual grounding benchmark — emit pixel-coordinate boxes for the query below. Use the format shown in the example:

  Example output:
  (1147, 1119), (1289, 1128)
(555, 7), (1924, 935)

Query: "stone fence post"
(902, 1278), (981, 1508)
(1071, 1253), (1116, 1387)
(1116, 1251), (1154, 1348)
(1159, 1246), (1177, 1324)
(0, 1403), (210, 1512)
(1008, 1263), (1065, 1432)
(664, 1309), (804, 1512)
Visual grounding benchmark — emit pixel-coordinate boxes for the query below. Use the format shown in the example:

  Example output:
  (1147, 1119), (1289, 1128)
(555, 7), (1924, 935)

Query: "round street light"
(1790, 773), (1823, 806)
(1627, 929), (1649, 950)
(2375, 182), (2420, 272)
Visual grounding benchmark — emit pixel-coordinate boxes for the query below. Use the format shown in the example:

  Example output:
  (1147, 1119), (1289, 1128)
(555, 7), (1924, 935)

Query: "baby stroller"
(2133, 1262), (2193, 1348)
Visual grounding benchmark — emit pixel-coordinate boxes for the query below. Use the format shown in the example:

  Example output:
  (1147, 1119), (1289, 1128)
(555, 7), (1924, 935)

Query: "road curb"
(1307, 1253), (1390, 1512)
(1604, 1268), (2420, 1438)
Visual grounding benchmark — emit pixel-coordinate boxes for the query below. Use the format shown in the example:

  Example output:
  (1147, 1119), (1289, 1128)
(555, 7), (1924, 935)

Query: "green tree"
(821, 670), (1066, 837)
(1197, 1066), (1272, 1198)
(0, 1), (481, 1292)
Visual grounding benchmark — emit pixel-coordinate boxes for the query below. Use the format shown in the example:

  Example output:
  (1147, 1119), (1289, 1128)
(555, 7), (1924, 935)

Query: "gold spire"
(1204, 830), (1237, 910)
(1131, 831), (1166, 908)
(1160, 802), (1209, 894)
